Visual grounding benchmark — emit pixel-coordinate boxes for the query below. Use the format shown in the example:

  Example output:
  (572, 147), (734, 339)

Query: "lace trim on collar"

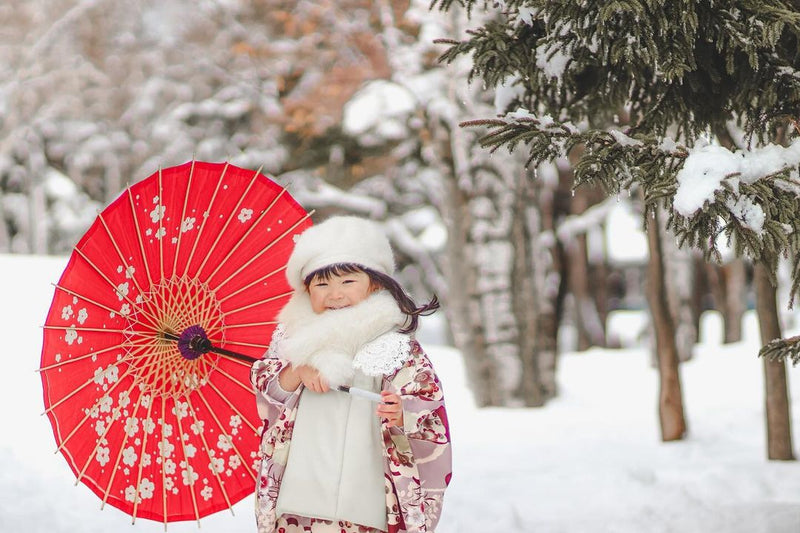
(352, 331), (411, 377)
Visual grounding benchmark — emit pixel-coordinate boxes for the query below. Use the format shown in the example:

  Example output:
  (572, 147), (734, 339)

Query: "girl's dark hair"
(303, 263), (439, 334)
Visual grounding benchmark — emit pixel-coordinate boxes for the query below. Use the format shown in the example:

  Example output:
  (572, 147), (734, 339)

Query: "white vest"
(268, 292), (413, 531)
(276, 368), (387, 530)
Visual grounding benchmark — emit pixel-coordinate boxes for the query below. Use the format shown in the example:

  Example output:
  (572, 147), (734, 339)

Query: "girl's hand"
(377, 391), (404, 428)
(295, 365), (329, 393)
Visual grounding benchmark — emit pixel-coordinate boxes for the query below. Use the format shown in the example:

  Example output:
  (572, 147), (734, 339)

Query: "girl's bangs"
(303, 263), (365, 284)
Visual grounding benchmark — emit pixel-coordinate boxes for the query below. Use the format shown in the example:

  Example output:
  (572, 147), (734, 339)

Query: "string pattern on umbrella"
(124, 276), (225, 398)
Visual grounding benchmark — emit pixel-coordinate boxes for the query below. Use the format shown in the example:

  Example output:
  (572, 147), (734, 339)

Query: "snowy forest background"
(5, 0), (800, 486)
(5, 0), (800, 531)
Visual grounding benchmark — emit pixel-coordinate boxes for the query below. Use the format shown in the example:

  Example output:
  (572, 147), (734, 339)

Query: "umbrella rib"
(220, 320), (278, 329)
(126, 187), (155, 296)
(204, 185), (286, 286)
(43, 342), (150, 417)
(220, 290), (293, 317)
(160, 397), (168, 531)
(213, 210), (311, 292)
(52, 368), (132, 453)
(122, 352), (173, 393)
(214, 339), (270, 351)
(130, 396), (156, 522)
(193, 388), (258, 484)
(196, 166), (263, 281)
(129, 343), (182, 395)
(173, 403), (202, 526)
(217, 265), (286, 304)
(207, 373), (260, 435)
(206, 366), (261, 420)
(157, 167), (165, 285)
(96, 212), (150, 309)
(183, 395), (235, 515)
(38, 344), (119, 372)
(66, 248), (162, 327)
(44, 325), (155, 336)
(201, 298), (224, 337)
(183, 162), (230, 279)
(165, 277), (205, 340)
(96, 391), (144, 514)
(172, 159), (196, 279)
(44, 367), (121, 419)
(205, 379), (260, 436)
(75, 382), (144, 486)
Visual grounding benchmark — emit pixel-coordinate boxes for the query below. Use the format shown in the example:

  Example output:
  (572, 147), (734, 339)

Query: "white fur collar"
(274, 290), (406, 386)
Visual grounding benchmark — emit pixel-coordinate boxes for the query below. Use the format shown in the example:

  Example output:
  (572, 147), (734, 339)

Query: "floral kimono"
(250, 320), (452, 533)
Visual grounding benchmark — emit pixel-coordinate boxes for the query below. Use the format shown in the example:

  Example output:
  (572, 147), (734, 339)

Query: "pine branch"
(459, 115), (577, 166)
(760, 334), (800, 366)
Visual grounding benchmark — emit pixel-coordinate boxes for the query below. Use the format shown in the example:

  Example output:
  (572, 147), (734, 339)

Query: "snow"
(342, 80), (417, 141)
(609, 129), (644, 147)
(3, 253), (800, 532)
(674, 139), (800, 219)
(494, 77), (525, 115)
(606, 200), (648, 263)
(535, 43), (571, 81)
(517, 7), (536, 26)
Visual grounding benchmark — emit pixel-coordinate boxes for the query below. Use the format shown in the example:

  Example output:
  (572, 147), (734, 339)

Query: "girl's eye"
(314, 282), (328, 287)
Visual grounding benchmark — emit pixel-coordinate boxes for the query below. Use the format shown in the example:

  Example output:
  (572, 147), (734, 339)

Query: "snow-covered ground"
(2, 253), (800, 533)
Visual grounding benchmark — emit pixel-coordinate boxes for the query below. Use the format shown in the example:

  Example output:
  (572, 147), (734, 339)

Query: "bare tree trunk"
(646, 206), (687, 441)
(513, 169), (544, 407)
(753, 262), (795, 461)
(533, 162), (568, 401)
(723, 260), (747, 343)
(660, 220), (696, 362)
(440, 178), (500, 407)
(690, 257), (707, 340)
(26, 137), (48, 254)
(592, 239), (609, 344)
(567, 187), (592, 351)
(705, 262), (741, 343)
(706, 261), (747, 343)
(723, 258), (747, 343)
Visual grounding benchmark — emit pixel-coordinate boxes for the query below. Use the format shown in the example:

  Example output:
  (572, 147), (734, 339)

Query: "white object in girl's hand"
(337, 385), (384, 403)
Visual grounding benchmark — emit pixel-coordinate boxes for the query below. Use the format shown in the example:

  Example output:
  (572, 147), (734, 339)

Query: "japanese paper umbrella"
(39, 161), (311, 526)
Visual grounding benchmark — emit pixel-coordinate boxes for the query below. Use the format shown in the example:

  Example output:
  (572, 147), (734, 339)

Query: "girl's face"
(308, 270), (374, 313)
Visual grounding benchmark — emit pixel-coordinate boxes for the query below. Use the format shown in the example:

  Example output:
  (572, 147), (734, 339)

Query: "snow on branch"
(385, 218), (448, 299)
(539, 194), (619, 247)
(282, 171), (388, 219)
(674, 139), (800, 220)
(670, 140), (800, 264)
(462, 108), (800, 303)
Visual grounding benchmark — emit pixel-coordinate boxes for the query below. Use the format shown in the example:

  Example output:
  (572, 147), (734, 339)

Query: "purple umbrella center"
(177, 325), (212, 360)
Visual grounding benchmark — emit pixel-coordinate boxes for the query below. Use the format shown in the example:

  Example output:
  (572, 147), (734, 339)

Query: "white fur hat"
(285, 216), (395, 290)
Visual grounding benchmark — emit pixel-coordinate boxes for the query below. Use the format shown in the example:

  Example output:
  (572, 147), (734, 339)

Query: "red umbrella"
(39, 161), (311, 526)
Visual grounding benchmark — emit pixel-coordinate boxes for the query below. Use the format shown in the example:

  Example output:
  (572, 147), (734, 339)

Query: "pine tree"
(434, 0), (800, 454)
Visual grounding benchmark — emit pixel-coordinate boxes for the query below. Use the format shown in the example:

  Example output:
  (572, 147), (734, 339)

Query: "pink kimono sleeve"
(384, 341), (452, 532)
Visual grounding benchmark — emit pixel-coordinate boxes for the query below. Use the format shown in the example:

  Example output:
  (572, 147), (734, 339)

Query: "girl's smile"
(308, 270), (373, 313)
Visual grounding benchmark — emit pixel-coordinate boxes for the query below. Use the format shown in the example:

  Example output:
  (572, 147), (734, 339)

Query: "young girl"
(250, 216), (452, 533)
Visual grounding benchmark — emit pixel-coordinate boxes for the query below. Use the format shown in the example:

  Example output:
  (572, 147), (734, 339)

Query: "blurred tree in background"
(432, 0), (800, 455)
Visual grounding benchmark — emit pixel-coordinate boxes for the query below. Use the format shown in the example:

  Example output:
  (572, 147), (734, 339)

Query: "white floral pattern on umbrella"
(40, 161), (311, 527)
